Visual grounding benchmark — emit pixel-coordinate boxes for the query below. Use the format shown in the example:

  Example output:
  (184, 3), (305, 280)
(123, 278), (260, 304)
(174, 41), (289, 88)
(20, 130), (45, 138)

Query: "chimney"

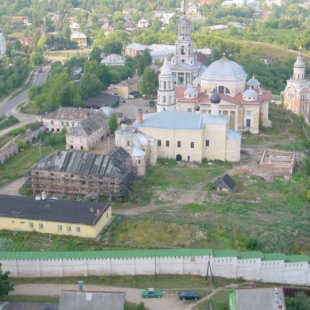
(89, 207), (94, 213)
(96, 209), (101, 215)
(137, 109), (143, 124)
(274, 288), (279, 304)
(78, 280), (84, 291)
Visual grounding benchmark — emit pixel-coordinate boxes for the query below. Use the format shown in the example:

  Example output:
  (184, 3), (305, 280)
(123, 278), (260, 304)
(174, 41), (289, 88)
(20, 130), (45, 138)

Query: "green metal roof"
(213, 250), (239, 258)
(239, 252), (264, 259)
(0, 249), (308, 262)
(262, 253), (286, 261)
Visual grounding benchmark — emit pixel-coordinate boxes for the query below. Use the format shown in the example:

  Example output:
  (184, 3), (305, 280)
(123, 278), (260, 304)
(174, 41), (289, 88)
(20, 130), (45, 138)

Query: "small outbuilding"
(59, 290), (125, 310)
(210, 174), (235, 192)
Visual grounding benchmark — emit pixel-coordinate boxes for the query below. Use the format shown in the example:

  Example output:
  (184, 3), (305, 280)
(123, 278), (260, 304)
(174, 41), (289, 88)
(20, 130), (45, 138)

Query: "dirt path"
(11, 284), (188, 310)
(0, 178), (25, 196)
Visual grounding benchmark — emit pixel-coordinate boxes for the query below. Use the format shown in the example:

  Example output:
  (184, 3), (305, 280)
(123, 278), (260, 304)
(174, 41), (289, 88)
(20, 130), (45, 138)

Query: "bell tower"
(157, 58), (176, 112)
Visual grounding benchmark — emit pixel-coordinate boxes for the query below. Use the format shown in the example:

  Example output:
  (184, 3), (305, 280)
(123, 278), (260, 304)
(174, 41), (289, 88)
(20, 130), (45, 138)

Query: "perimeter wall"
(1, 250), (309, 285)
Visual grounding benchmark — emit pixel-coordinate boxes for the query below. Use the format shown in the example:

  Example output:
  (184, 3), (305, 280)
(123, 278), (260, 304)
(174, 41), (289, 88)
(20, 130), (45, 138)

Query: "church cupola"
(293, 47), (306, 81)
(210, 91), (221, 116)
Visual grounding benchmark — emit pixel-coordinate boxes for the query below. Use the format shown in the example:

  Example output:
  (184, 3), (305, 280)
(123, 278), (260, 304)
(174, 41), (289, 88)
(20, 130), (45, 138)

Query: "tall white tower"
(175, 4), (193, 65)
(157, 58), (176, 112)
(283, 47), (310, 121)
(0, 31), (6, 57)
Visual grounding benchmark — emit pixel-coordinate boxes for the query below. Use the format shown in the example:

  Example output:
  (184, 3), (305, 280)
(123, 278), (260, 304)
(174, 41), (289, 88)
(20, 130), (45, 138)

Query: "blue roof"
(134, 111), (203, 130)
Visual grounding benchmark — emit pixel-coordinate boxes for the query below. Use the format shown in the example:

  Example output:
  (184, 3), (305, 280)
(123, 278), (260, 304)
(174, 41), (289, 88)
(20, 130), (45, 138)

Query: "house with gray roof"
(27, 147), (133, 198)
(59, 290), (125, 310)
(66, 111), (108, 151)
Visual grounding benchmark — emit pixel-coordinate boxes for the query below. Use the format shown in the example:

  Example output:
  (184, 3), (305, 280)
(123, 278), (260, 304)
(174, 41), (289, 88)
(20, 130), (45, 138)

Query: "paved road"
(11, 284), (191, 310)
(0, 66), (48, 117)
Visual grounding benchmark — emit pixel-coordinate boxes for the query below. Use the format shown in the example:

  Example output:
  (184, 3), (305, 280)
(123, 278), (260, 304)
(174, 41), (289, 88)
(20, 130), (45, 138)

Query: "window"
(187, 108), (191, 112)
(51, 121), (54, 125)
(67, 226), (71, 232)
(39, 223), (44, 230)
(166, 140), (170, 147)
(76, 227), (81, 233)
(177, 141), (181, 148)
(29, 223), (33, 229)
(187, 155), (190, 161)
(190, 142), (194, 148)
(246, 119), (251, 127)
(157, 140), (161, 147)
(57, 129), (60, 132)
(58, 225), (62, 231)
(66, 122), (69, 126)
(206, 140), (210, 147)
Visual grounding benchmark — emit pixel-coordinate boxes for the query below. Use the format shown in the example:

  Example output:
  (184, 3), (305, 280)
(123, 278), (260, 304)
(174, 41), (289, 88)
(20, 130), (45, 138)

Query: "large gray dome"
(202, 56), (247, 81)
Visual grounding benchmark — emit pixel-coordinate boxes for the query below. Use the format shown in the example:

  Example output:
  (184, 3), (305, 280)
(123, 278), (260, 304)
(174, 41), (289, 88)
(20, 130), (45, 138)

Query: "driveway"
(11, 284), (191, 310)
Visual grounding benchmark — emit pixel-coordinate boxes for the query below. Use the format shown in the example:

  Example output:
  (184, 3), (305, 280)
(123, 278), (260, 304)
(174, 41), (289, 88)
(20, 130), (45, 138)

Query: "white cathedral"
(115, 1), (273, 166)
(156, 0), (271, 134)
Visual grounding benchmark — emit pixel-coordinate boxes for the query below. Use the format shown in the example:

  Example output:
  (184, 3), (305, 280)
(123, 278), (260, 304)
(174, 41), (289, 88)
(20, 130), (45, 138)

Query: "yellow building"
(70, 32), (87, 47)
(115, 76), (140, 99)
(0, 195), (111, 238)
(130, 92), (241, 163)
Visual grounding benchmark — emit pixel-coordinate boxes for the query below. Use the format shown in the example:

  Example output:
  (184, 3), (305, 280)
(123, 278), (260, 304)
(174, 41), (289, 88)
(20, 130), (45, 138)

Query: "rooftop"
(0, 195), (110, 225)
(31, 148), (131, 178)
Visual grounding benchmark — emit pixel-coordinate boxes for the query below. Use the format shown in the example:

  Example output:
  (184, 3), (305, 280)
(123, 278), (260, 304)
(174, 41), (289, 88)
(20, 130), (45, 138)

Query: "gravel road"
(12, 284), (192, 310)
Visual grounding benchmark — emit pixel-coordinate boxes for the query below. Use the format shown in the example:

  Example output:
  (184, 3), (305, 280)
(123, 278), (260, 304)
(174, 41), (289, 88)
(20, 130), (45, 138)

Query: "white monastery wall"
(1, 254), (310, 285)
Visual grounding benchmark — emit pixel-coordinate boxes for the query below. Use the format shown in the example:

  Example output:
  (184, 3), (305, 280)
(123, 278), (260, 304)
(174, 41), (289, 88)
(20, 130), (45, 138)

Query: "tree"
(108, 113), (118, 135)
(140, 66), (158, 98)
(0, 263), (14, 297)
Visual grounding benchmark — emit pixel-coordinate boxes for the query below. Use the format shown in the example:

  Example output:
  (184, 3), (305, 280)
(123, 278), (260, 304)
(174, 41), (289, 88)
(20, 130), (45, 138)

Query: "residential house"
(124, 43), (146, 57)
(154, 11), (176, 25)
(100, 54), (126, 66)
(69, 22), (80, 32)
(70, 32), (87, 47)
(0, 195), (112, 238)
(115, 76), (140, 99)
(137, 18), (150, 28)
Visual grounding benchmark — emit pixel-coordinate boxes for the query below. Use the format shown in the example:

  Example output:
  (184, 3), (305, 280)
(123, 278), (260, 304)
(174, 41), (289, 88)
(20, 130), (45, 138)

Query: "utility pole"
(39, 139), (42, 158)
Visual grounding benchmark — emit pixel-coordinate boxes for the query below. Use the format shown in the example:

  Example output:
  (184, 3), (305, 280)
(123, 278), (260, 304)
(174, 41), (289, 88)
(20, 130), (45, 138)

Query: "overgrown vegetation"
(0, 115), (19, 130)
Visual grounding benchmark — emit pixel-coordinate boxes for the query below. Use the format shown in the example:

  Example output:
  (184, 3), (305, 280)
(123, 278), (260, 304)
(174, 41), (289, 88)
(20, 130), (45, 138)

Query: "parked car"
(148, 100), (155, 106)
(141, 288), (163, 298)
(178, 291), (200, 300)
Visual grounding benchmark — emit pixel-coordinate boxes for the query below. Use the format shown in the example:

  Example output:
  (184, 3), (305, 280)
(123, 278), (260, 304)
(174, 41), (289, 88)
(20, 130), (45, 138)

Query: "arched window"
(181, 46), (185, 55)
(164, 81), (166, 90)
(163, 96), (166, 103)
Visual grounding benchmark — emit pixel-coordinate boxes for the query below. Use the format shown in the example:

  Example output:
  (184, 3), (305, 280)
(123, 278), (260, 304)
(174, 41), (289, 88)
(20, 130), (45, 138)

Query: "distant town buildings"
(283, 49), (310, 121)
(0, 30), (6, 57)
(69, 21), (87, 47)
(100, 54), (126, 66)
